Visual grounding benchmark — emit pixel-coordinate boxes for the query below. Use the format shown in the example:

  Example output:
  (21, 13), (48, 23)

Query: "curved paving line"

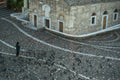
(87, 34), (114, 42)
(78, 42), (120, 50)
(0, 40), (16, 49)
(0, 39), (95, 80)
(0, 51), (91, 80)
(1, 18), (120, 61)
(45, 31), (120, 51)
(87, 31), (120, 43)
(83, 32), (120, 48)
(0, 40), (26, 52)
(0, 40), (91, 79)
(1, 37), (118, 56)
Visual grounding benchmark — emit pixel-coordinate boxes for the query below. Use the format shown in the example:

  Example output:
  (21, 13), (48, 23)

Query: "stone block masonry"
(25, 0), (120, 36)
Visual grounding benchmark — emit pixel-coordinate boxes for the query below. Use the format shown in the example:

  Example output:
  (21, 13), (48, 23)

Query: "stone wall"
(64, 0), (120, 6)
(28, 0), (120, 35)
(28, 0), (69, 31)
(67, 1), (120, 35)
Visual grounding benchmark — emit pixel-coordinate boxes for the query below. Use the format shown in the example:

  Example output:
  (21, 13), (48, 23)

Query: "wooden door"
(103, 16), (107, 29)
(34, 15), (37, 27)
(45, 19), (49, 28)
(59, 22), (63, 32)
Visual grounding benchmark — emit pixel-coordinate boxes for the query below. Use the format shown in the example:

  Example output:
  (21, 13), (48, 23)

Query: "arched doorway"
(34, 15), (37, 27)
(45, 19), (50, 28)
(58, 15), (64, 32)
(102, 11), (108, 29)
(42, 5), (51, 28)
(58, 21), (63, 32)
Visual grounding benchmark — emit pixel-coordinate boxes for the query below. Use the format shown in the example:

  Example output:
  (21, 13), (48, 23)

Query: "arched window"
(113, 9), (119, 21)
(91, 13), (96, 25)
(42, 4), (51, 17)
(103, 11), (108, 15)
(114, 9), (118, 12)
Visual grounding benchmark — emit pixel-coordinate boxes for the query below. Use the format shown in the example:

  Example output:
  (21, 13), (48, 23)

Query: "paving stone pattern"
(0, 5), (120, 80)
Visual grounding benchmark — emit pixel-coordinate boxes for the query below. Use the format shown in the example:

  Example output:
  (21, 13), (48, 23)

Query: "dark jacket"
(16, 44), (20, 53)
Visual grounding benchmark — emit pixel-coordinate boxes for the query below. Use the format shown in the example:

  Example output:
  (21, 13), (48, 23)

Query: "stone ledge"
(46, 24), (120, 40)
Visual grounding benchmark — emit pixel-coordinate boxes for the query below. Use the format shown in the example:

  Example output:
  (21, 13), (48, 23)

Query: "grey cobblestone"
(0, 5), (120, 80)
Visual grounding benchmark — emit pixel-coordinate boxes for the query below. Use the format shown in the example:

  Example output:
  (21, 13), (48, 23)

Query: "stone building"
(22, 0), (120, 36)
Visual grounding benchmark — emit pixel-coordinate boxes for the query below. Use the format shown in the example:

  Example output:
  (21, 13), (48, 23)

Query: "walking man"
(16, 42), (20, 57)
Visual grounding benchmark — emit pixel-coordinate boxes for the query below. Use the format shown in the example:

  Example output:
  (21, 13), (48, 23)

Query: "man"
(16, 42), (20, 57)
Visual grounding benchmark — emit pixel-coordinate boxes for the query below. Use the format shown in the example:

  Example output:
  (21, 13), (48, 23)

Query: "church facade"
(22, 0), (120, 36)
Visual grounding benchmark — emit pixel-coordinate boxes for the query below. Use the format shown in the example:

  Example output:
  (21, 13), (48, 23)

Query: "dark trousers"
(16, 51), (19, 57)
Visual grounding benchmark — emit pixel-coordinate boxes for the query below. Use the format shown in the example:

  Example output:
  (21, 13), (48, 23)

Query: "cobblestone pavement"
(0, 5), (120, 80)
